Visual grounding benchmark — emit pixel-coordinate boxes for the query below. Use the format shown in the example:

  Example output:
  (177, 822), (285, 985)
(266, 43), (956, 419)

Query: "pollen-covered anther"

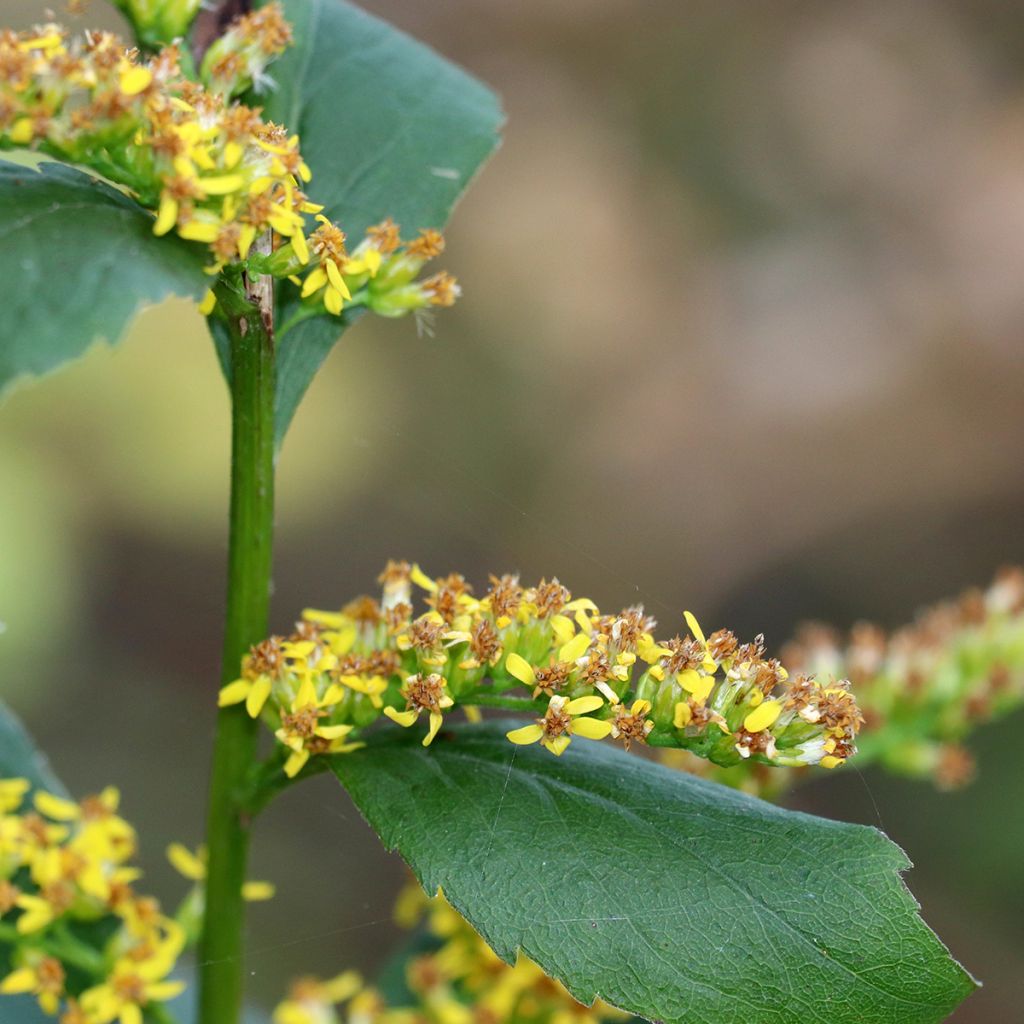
(462, 618), (501, 669)
(366, 217), (402, 255)
(406, 228), (445, 259)
(238, 4), (294, 55)
(246, 637), (285, 678)
(783, 675), (823, 721)
(428, 573), (473, 624)
(420, 271), (461, 307)
(402, 673), (449, 715)
(734, 727), (777, 760)
(661, 635), (705, 674)
(530, 663), (572, 698)
(530, 578), (571, 618)
(609, 700), (654, 750)
(404, 617), (448, 658)
(816, 685), (864, 734)
(486, 574), (523, 625)
(611, 607), (656, 652)
(279, 704), (326, 740)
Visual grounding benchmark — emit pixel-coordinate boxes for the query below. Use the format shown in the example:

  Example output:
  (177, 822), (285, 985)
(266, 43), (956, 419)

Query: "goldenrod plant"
(0, 2), (1006, 1023)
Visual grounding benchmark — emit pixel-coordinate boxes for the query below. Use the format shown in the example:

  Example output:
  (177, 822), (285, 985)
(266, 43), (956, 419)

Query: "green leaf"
(332, 721), (976, 1024)
(224, 0), (503, 444)
(0, 160), (209, 398)
(0, 698), (66, 797)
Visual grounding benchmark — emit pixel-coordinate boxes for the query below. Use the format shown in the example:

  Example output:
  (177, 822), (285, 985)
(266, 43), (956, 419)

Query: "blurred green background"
(3, 0), (1024, 1018)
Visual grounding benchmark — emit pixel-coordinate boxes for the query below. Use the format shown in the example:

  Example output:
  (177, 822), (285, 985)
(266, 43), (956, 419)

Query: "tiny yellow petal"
(198, 174), (245, 195)
(565, 695), (603, 715)
(743, 700), (782, 734)
(550, 614), (575, 647)
(317, 724), (354, 740)
(178, 220), (220, 243)
(383, 707), (418, 728)
(570, 716), (613, 740)
(543, 735), (572, 756)
(34, 791), (79, 821)
(677, 669), (714, 704)
(673, 702), (692, 728)
(0, 967), (37, 994)
(683, 610), (706, 647)
(10, 118), (33, 144)
(505, 652), (536, 685)
(322, 970), (362, 1001)
(820, 755), (844, 770)
(506, 724), (543, 745)
(324, 284), (344, 315)
(237, 224), (257, 260)
(120, 65), (152, 96)
(246, 676), (272, 718)
(283, 749), (309, 778)
(558, 630), (590, 664)
(295, 676), (317, 709)
(423, 712), (444, 746)
(167, 843), (206, 881)
(218, 679), (250, 706)
(224, 141), (244, 168)
(198, 288), (217, 315)
(153, 195), (178, 236)
(242, 880), (276, 901)
(300, 266), (328, 297)
(325, 259), (351, 298)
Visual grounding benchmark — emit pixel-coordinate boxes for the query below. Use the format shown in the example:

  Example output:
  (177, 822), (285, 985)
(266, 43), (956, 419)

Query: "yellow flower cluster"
(0, 11), (460, 321)
(783, 566), (1024, 789)
(0, 779), (184, 1023)
(270, 885), (626, 1024)
(219, 561), (863, 779)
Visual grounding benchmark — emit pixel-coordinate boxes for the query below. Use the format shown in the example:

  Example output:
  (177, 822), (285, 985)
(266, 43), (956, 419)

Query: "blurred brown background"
(2, 0), (1023, 1018)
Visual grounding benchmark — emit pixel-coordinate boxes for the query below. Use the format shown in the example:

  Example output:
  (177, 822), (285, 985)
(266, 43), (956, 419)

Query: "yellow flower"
(506, 694), (611, 756)
(14, 890), (68, 934)
(300, 217), (353, 315)
(80, 937), (186, 1024)
(34, 787), (136, 868)
(167, 843), (275, 901)
(383, 674), (454, 746)
(275, 677), (361, 777)
(273, 971), (362, 1024)
(1, 954), (65, 1014)
(504, 630), (592, 698)
(0, 778), (30, 814)
(218, 673), (274, 717)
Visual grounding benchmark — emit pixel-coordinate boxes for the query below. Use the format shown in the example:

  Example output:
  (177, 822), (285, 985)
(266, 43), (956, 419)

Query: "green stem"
(198, 259), (276, 1024)
(465, 693), (542, 711)
(0, 921), (107, 976)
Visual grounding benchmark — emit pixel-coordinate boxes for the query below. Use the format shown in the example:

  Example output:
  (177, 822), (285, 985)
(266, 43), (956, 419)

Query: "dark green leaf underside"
(0, 699), (67, 797)
(240, 0), (503, 444)
(0, 160), (208, 397)
(332, 721), (975, 1024)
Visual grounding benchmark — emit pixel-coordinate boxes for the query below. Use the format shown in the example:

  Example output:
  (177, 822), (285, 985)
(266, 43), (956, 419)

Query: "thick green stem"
(198, 256), (276, 1024)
